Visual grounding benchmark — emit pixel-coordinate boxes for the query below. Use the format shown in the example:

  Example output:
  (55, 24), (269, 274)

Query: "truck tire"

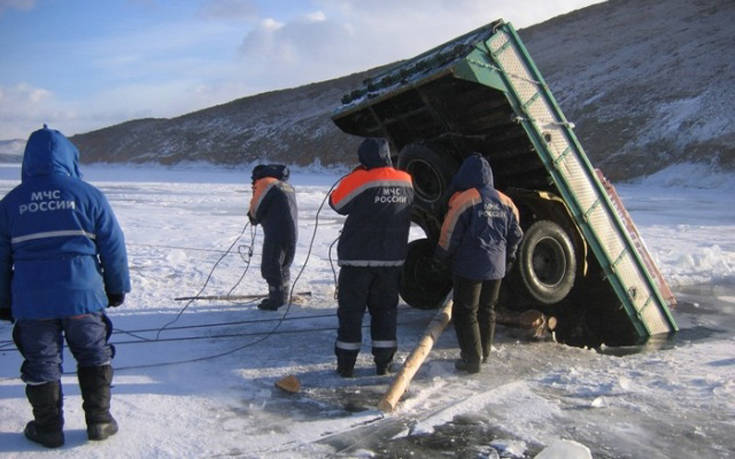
(397, 143), (458, 219)
(517, 220), (577, 305)
(400, 238), (452, 309)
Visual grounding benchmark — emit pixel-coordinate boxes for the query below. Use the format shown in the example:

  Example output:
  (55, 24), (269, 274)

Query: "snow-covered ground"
(0, 162), (733, 458)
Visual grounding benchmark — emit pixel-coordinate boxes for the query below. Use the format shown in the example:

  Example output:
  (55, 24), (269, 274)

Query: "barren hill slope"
(523, 0), (735, 179)
(70, 0), (734, 180)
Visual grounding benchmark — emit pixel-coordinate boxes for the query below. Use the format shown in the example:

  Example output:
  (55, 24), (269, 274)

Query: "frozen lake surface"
(0, 162), (733, 458)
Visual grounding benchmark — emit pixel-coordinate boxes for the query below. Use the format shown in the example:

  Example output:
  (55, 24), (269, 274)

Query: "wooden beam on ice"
(378, 292), (453, 413)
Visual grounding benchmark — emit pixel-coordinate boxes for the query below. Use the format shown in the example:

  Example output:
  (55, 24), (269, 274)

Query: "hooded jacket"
(248, 164), (298, 261)
(329, 138), (414, 266)
(436, 154), (523, 280)
(0, 126), (131, 319)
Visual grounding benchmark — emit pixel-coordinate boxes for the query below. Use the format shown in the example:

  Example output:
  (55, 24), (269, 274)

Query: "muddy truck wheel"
(516, 220), (577, 305)
(400, 238), (452, 309)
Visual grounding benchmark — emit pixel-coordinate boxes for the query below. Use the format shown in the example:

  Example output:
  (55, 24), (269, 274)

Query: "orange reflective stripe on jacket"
(497, 190), (520, 222)
(249, 177), (279, 217)
(330, 166), (412, 212)
(438, 188), (481, 251)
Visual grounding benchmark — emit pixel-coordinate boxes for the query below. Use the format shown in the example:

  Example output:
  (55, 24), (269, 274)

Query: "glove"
(506, 255), (517, 273)
(0, 307), (14, 323)
(247, 211), (257, 225)
(107, 293), (125, 307)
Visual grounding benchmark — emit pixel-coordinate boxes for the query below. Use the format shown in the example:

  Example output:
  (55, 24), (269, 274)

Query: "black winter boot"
(258, 284), (286, 310)
(375, 361), (394, 376)
(480, 321), (495, 364)
(78, 365), (118, 441)
(374, 350), (396, 376)
(453, 316), (482, 371)
(24, 381), (64, 448)
(336, 351), (357, 378)
(454, 358), (480, 374)
(257, 298), (278, 310)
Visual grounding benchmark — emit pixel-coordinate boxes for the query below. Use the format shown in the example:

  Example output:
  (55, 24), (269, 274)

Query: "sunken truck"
(331, 20), (677, 347)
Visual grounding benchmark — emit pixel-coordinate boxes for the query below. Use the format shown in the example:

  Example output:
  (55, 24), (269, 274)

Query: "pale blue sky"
(0, 0), (604, 140)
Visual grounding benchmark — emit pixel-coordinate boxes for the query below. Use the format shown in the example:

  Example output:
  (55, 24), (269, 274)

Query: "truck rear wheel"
(517, 220), (577, 305)
(400, 238), (452, 309)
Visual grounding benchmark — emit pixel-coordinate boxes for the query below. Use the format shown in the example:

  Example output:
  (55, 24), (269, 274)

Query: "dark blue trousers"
(452, 276), (502, 365)
(261, 236), (294, 303)
(335, 266), (400, 367)
(12, 313), (114, 383)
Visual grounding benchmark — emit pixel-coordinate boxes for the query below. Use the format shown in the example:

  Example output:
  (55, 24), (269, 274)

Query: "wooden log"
(378, 292), (454, 413)
(496, 308), (557, 339)
(496, 308), (544, 329)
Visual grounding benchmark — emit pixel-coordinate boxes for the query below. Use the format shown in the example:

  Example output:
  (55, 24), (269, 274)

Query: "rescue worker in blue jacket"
(0, 126), (131, 447)
(435, 154), (523, 374)
(248, 164), (298, 310)
(329, 138), (414, 377)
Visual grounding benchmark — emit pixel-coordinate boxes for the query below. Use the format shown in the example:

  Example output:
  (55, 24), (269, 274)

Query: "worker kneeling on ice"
(435, 154), (523, 374)
(329, 138), (414, 377)
(0, 126), (131, 448)
(248, 164), (298, 310)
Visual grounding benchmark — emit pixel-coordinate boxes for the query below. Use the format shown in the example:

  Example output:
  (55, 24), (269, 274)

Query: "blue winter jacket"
(329, 138), (414, 267)
(436, 154), (523, 280)
(0, 127), (131, 319)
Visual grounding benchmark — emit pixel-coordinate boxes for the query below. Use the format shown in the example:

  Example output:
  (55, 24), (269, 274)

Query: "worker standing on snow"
(0, 125), (131, 448)
(435, 154), (523, 374)
(329, 138), (414, 377)
(248, 164), (298, 310)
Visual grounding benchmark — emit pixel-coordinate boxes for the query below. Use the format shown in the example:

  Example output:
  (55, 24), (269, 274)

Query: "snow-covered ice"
(0, 162), (733, 458)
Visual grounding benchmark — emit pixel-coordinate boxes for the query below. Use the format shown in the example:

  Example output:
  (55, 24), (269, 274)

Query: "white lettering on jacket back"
(18, 189), (76, 215)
